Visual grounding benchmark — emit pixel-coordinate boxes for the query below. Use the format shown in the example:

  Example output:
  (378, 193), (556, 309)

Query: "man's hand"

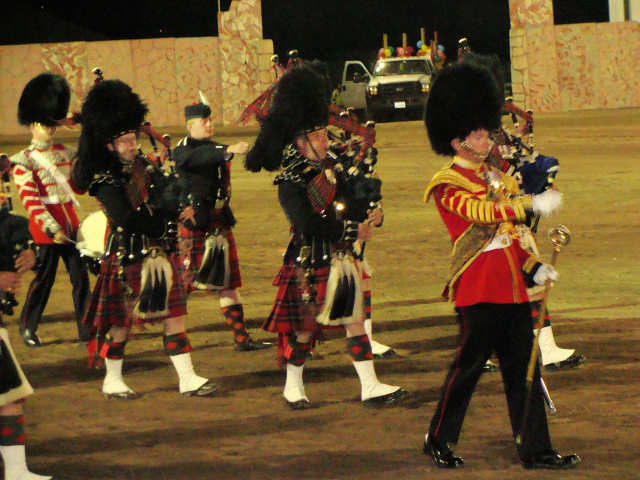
(179, 206), (196, 225)
(15, 249), (36, 273)
(227, 142), (249, 155)
(0, 272), (20, 293)
(366, 207), (384, 227)
(357, 223), (373, 242)
(53, 230), (70, 244)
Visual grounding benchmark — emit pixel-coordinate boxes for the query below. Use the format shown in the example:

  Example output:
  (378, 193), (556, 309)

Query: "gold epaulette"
(424, 161), (485, 203)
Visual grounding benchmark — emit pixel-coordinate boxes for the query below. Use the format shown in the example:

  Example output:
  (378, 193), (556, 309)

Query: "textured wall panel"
(555, 24), (601, 110)
(509, 0), (554, 29)
(175, 37), (222, 126)
(131, 38), (179, 127)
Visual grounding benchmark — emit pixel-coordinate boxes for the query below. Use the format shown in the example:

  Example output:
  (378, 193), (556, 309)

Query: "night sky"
(1, 0), (609, 77)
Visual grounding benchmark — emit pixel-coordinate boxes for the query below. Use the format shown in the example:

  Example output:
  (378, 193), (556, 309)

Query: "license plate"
(394, 101), (406, 109)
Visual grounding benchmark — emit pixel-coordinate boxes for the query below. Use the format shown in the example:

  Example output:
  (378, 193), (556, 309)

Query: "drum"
(76, 210), (108, 274)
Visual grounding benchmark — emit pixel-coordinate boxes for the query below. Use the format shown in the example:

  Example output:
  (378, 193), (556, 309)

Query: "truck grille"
(378, 82), (421, 99)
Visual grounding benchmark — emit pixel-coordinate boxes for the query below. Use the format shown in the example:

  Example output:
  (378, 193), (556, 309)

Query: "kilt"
(262, 264), (330, 334)
(82, 252), (187, 332)
(177, 225), (242, 293)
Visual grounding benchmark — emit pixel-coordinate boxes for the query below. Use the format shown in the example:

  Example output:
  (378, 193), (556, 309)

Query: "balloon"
(386, 47), (393, 57)
(378, 47), (386, 59)
(406, 45), (415, 56)
(438, 44), (445, 52)
(417, 40), (423, 49)
(396, 47), (404, 56)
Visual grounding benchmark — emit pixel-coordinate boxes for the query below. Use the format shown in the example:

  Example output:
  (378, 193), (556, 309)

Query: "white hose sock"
(283, 363), (309, 403)
(537, 326), (575, 365)
(169, 353), (208, 393)
(352, 360), (400, 401)
(0, 445), (52, 480)
(103, 358), (135, 395)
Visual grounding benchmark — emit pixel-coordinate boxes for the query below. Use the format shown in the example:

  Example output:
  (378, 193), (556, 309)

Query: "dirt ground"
(1, 108), (638, 480)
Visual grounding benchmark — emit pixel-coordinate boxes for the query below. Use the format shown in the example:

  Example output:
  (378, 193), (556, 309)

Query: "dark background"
(1, 0), (609, 81)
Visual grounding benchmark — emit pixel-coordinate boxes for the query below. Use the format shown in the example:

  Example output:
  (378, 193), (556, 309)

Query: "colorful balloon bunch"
(377, 44), (418, 58)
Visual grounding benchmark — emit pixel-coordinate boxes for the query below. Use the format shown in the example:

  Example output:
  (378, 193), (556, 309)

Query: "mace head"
(548, 224), (571, 248)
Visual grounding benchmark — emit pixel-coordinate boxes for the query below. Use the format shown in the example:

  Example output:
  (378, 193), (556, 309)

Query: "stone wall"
(509, 0), (640, 111)
(0, 0), (273, 136)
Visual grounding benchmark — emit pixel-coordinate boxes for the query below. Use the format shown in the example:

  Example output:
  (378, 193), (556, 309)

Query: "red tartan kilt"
(83, 252), (187, 331)
(176, 225), (242, 293)
(263, 264), (331, 334)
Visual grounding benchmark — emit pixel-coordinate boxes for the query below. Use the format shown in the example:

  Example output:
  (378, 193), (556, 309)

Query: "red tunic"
(425, 156), (538, 307)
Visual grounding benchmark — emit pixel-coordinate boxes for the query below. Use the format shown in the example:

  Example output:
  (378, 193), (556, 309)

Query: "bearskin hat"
(459, 52), (505, 105)
(245, 62), (330, 172)
(17, 73), (70, 127)
(73, 80), (147, 191)
(424, 62), (502, 156)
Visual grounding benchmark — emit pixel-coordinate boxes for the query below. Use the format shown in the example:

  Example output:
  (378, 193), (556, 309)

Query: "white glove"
(532, 189), (563, 217)
(533, 263), (558, 286)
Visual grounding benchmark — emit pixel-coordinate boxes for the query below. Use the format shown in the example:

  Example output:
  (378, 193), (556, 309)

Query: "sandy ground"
(1, 107), (638, 480)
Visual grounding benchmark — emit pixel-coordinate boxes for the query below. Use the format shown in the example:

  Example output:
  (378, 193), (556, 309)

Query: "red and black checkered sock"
(163, 332), (193, 356)
(530, 300), (551, 330)
(0, 415), (26, 445)
(221, 304), (251, 346)
(284, 336), (312, 366)
(104, 339), (127, 360)
(347, 334), (373, 361)
(364, 290), (372, 321)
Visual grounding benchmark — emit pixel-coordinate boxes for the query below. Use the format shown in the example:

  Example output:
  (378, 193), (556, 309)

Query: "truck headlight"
(368, 85), (378, 96)
(421, 83), (430, 93)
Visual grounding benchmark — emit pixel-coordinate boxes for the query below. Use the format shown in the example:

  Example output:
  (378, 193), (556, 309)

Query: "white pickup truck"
(334, 56), (435, 122)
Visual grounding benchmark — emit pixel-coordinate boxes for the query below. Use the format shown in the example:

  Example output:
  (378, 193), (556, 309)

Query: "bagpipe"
(304, 105), (380, 224)
(325, 105), (381, 223)
(492, 99), (559, 232)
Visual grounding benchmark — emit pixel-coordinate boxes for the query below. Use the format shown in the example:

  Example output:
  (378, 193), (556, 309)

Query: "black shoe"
(423, 434), (464, 468)
(483, 359), (498, 372)
(373, 348), (398, 360)
(102, 390), (140, 400)
(522, 450), (581, 469)
(544, 353), (586, 371)
(234, 340), (273, 352)
(182, 380), (221, 397)
(20, 328), (42, 347)
(285, 398), (312, 410)
(362, 388), (408, 408)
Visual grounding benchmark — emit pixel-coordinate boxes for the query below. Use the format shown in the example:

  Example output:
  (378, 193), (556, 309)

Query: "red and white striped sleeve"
(11, 151), (61, 237)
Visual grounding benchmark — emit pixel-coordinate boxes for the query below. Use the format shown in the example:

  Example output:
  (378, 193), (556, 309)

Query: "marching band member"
(0, 191), (50, 480)
(174, 98), (270, 351)
(73, 79), (217, 399)
(245, 64), (406, 409)
(421, 61), (580, 469)
(11, 73), (90, 347)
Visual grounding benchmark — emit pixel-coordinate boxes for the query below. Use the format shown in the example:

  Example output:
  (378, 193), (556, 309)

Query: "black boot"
(20, 328), (42, 347)
(423, 434), (464, 468)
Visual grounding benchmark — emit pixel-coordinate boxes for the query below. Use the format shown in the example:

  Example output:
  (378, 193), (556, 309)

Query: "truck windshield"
(374, 59), (430, 76)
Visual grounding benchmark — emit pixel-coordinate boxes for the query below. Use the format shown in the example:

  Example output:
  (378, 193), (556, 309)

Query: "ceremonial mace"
(516, 225), (571, 445)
